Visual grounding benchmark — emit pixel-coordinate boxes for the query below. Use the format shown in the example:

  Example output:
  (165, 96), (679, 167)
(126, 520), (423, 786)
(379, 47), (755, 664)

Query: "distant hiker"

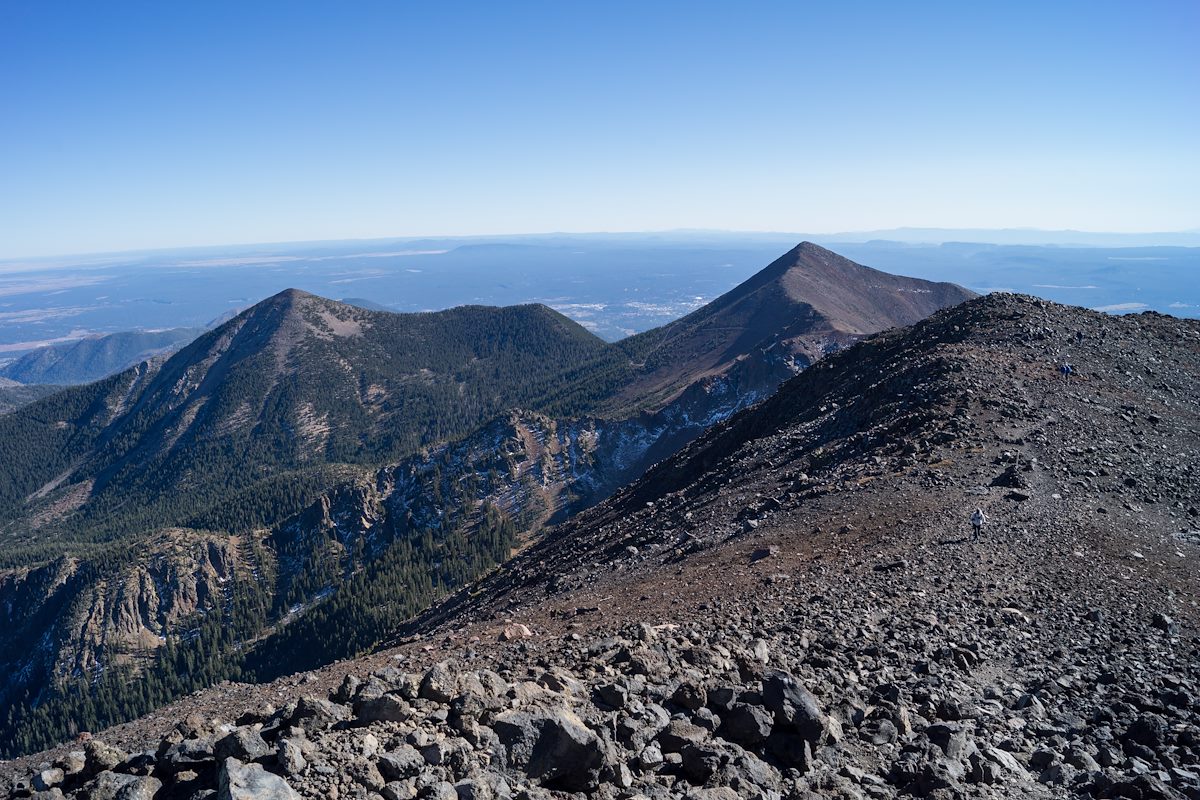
(970, 508), (987, 541)
(1059, 362), (1074, 384)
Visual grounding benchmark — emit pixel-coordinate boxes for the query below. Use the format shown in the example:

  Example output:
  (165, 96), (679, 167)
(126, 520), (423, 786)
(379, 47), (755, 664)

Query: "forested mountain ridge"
(0, 289), (627, 554)
(0, 245), (973, 756)
(0, 328), (203, 386)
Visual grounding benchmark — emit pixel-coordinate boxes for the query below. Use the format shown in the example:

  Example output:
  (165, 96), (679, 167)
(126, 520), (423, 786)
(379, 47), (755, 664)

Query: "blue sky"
(1, 0), (1197, 257)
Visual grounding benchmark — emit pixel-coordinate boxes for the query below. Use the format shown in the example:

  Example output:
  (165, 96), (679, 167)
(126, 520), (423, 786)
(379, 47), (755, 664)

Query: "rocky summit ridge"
(6, 292), (1198, 800)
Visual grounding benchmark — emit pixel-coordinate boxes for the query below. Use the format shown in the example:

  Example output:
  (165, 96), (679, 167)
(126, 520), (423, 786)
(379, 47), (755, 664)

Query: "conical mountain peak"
(269, 286), (313, 301)
(612, 244), (975, 410)
(787, 240), (841, 261)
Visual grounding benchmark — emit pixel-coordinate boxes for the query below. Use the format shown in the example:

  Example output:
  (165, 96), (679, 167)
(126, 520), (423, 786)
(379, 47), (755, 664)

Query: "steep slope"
(398, 293), (1200, 799)
(612, 241), (975, 410)
(0, 248), (973, 758)
(7, 294), (1196, 800)
(0, 328), (203, 385)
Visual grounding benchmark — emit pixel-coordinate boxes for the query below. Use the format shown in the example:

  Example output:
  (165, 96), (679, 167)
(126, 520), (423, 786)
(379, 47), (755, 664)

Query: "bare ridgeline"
(5, 250), (1200, 799)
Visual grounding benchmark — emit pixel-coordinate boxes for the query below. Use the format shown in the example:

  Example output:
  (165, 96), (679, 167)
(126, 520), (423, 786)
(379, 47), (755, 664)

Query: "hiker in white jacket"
(971, 508), (988, 541)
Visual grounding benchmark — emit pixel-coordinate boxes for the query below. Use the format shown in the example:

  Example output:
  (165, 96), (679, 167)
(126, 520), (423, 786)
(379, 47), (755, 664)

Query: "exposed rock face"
(271, 387), (791, 591)
(0, 532), (245, 720)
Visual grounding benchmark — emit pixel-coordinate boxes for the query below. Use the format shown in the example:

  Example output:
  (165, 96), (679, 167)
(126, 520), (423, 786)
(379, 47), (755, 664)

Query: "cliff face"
(270, 358), (797, 590)
(0, 532), (245, 709)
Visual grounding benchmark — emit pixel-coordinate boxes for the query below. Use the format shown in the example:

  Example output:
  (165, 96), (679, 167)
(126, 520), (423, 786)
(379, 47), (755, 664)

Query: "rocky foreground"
(6, 294), (1200, 800)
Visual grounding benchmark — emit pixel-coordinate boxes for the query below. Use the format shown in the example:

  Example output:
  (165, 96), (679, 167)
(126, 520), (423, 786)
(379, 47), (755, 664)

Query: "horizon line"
(4, 225), (1200, 264)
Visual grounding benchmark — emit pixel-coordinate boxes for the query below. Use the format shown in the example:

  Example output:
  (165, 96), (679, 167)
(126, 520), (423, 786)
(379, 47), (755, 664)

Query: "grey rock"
(671, 682), (707, 711)
(426, 781), (459, 800)
(917, 756), (966, 793)
(81, 771), (158, 800)
(28, 789), (66, 800)
(1029, 747), (1058, 769)
(378, 744), (425, 781)
(422, 739), (453, 766)
(925, 722), (970, 761)
(983, 746), (1027, 777)
(333, 673), (361, 703)
(765, 731), (812, 772)
(215, 728), (272, 762)
(1124, 713), (1169, 748)
(1038, 762), (1078, 785)
(420, 661), (460, 704)
(218, 757), (300, 800)
(707, 685), (740, 712)
(32, 769), (64, 791)
(1065, 746), (1101, 771)
(289, 696), (350, 732)
(684, 789), (740, 800)
(638, 743), (664, 769)
(859, 718), (897, 745)
(720, 703), (774, 747)
(594, 682), (628, 709)
(492, 708), (610, 792)
(116, 776), (161, 800)
(355, 692), (411, 723)
(60, 750), (87, 775)
(679, 741), (727, 784)
(454, 777), (493, 800)
(381, 780), (418, 800)
(85, 740), (129, 775)
(161, 736), (217, 772)
(276, 738), (307, 776)
(657, 719), (709, 753)
(762, 671), (827, 744)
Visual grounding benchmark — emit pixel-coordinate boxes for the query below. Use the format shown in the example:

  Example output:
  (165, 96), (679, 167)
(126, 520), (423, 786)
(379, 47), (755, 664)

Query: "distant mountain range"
(0, 244), (973, 756)
(0, 328), (203, 385)
(812, 227), (1200, 247)
(1, 234), (1195, 365)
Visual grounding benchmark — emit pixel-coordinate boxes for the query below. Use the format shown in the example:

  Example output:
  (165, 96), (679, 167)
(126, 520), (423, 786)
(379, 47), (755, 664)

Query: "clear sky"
(2, 0), (1197, 257)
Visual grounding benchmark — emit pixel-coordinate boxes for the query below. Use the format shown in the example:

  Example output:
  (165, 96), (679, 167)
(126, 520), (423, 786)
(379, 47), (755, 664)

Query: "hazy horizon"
(4, 225), (1200, 265)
